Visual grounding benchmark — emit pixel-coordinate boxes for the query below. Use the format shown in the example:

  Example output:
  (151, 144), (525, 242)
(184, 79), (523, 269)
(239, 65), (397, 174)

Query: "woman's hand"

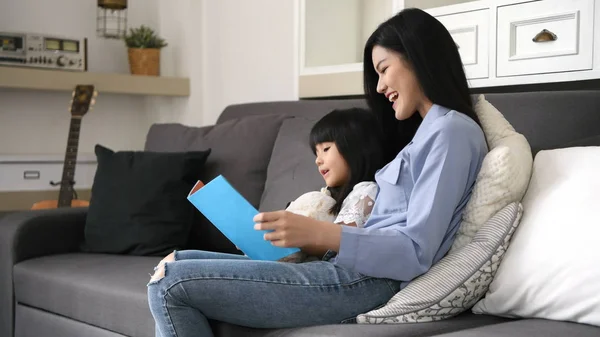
(253, 211), (342, 252)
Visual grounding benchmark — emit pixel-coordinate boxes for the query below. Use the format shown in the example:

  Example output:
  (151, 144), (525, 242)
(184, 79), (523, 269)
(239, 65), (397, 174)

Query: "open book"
(187, 175), (300, 261)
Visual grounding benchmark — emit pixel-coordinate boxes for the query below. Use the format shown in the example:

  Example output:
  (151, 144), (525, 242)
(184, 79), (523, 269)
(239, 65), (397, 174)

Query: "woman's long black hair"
(363, 8), (481, 163)
(309, 108), (384, 215)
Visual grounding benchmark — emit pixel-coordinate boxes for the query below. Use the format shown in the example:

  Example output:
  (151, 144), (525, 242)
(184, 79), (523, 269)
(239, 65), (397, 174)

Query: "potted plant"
(124, 25), (167, 76)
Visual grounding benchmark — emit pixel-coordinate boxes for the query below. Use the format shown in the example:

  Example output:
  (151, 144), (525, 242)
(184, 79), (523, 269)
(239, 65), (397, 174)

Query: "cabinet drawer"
(436, 9), (489, 80)
(496, 0), (594, 77)
(0, 155), (97, 192)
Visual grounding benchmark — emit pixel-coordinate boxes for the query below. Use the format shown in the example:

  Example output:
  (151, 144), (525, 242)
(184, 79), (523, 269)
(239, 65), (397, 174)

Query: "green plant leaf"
(123, 25), (168, 49)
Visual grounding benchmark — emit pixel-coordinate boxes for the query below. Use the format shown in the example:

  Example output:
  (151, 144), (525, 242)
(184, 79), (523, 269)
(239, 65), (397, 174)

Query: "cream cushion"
(450, 95), (533, 252)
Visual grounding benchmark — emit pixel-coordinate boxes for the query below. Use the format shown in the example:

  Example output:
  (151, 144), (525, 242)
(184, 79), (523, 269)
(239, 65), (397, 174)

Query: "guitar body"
(30, 85), (97, 211)
(31, 199), (90, 210)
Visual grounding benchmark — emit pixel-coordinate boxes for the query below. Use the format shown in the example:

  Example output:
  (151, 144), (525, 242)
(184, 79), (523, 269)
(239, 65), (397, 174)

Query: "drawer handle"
(23, 171), (40, 180)
(532, 29), (557, 42)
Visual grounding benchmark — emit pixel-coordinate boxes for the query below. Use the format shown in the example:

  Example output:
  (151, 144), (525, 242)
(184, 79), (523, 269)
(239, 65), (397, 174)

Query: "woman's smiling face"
(372, 45), (431, 120)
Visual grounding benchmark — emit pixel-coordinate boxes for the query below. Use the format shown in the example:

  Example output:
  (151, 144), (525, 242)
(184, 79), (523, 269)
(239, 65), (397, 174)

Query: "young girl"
(282, 108), (384, 262)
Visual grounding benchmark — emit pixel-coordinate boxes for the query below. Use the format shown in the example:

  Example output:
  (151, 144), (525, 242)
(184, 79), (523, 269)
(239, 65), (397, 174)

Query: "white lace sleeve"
(334, 182), (378, 228)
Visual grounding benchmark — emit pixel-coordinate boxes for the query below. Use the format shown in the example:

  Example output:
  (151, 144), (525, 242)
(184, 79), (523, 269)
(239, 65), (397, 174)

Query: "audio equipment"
(0, 31), (87, 71)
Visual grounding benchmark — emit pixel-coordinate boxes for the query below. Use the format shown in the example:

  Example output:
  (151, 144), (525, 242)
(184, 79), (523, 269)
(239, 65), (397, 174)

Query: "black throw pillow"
(81, 144), (211, 256)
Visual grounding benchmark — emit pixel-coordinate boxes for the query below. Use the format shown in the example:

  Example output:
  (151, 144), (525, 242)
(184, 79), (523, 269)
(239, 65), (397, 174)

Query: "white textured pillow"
(357, 202), (522, 324)
(472, 147), (600, 326)
(450, 95), (533, 252)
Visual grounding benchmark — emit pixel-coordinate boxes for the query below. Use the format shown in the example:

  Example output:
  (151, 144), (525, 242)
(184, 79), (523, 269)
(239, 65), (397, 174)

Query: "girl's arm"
(253, 212), (341, 255)
(302, 183), (377, 255)
(334, 183), (378, 227)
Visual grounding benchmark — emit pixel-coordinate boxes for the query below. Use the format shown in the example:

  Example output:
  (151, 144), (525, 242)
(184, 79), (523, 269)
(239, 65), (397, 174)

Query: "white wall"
(199, 0), (297, 125)
(143, 0), (202, 127)
(360, 0), (396, 52)
(404, 0), (478, 10)
(0, 0), (161, 156)
(305, 0), (362, 67)
(304, 0), (396, 67)
(0, 0), (298, 156)
(145, 0), (298, 127)
(151, 0), (298, 126)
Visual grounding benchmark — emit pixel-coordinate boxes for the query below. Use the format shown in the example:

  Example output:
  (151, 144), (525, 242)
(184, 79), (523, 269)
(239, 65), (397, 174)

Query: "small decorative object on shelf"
(97, 0), (128, 39)
(124, 25), (167, 76)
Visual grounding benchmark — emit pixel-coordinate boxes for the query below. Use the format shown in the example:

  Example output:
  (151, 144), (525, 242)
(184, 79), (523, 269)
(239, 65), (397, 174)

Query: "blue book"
(187, 175), (300, 261)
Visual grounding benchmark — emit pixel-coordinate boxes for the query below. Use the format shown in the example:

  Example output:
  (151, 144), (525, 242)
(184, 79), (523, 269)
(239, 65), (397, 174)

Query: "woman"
(147, 8), (488, 337)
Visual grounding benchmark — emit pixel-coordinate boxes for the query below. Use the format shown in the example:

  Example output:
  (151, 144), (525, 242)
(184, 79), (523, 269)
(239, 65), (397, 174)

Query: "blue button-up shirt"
(332, 104), (488, 282)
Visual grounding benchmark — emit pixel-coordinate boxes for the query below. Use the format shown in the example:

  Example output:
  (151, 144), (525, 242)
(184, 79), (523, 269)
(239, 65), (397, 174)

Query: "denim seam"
(164, 299), (180, 337)
(384, 279), (400, 295)
(156, 263), (180, 337)
(161, 275), (377, 295)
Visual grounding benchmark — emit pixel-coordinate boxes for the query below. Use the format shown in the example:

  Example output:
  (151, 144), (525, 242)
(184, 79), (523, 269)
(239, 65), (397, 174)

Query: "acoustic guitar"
(31, 85), (98, 210)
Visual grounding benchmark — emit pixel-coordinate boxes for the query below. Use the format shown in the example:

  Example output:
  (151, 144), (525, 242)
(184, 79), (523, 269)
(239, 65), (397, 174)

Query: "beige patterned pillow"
(450, 95), (532, 252)
(356, 202), (523, 324)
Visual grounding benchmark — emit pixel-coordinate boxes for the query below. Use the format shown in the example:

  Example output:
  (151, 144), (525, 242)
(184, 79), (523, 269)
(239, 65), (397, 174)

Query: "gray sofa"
(2, 89), (600, 337)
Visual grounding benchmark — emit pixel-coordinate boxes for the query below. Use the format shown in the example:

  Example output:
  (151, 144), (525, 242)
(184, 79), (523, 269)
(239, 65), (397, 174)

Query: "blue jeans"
(147, 250), (401, 337)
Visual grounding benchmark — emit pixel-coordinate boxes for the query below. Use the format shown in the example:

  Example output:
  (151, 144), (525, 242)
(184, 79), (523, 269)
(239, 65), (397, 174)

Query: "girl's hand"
(253, 211), (341, 251)
(253, 211), (317, 248)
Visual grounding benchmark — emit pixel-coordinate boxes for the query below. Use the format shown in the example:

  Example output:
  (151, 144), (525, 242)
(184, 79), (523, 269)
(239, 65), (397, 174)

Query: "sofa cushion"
(14, 253), (160, 337)
(16, 305), (129, 337)
(144, 114), (287, 252)
(481, 91), (600, 154)
(357, 202), (522, 324)
(431, 319), (600, 337)
(212, 312), (510, 337)
(13, 254), (509, 337)
(82, 145), (211, 256)
(259, 117), (324, 212)
(450, 95), (533, 252)
(472, 147), (600, 327)
(217, 99), (367, 124)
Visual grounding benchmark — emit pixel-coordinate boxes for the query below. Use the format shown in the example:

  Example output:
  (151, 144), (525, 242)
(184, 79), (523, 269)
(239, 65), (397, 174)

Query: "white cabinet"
(299, 0), (481, 76)
(496, 0), (594, 77)
(436, 9), (490, 79)
(0, 154), (97, 192)
(297, 0), (600, 98)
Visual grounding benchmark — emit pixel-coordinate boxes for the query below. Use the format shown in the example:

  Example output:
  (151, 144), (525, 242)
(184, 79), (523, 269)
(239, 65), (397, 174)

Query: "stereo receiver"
(0, 31), (87, 71)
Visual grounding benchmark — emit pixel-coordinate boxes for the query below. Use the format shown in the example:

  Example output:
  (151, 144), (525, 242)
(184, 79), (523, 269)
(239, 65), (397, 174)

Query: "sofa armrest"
(0, 207), (87, 337)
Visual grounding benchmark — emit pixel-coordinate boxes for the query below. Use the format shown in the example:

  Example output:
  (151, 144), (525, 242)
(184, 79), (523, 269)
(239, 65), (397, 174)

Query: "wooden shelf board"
(0, 66), (190, 97)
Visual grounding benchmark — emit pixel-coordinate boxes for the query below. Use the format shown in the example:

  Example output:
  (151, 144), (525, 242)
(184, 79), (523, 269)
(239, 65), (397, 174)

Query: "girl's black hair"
(309, 108), (384, 215)
(363, 7), (481, 163)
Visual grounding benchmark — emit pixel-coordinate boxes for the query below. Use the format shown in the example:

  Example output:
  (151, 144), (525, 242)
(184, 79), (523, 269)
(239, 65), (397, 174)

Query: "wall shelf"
(0, 66), (190, 97)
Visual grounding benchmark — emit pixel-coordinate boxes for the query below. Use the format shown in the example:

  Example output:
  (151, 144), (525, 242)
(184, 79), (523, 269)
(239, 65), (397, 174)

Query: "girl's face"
(371, 45), (432, 120)
(314, 142), (350, 188)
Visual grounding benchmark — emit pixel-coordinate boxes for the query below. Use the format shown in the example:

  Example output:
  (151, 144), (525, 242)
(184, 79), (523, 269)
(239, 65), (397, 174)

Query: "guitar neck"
(57, 116), (82, 207)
